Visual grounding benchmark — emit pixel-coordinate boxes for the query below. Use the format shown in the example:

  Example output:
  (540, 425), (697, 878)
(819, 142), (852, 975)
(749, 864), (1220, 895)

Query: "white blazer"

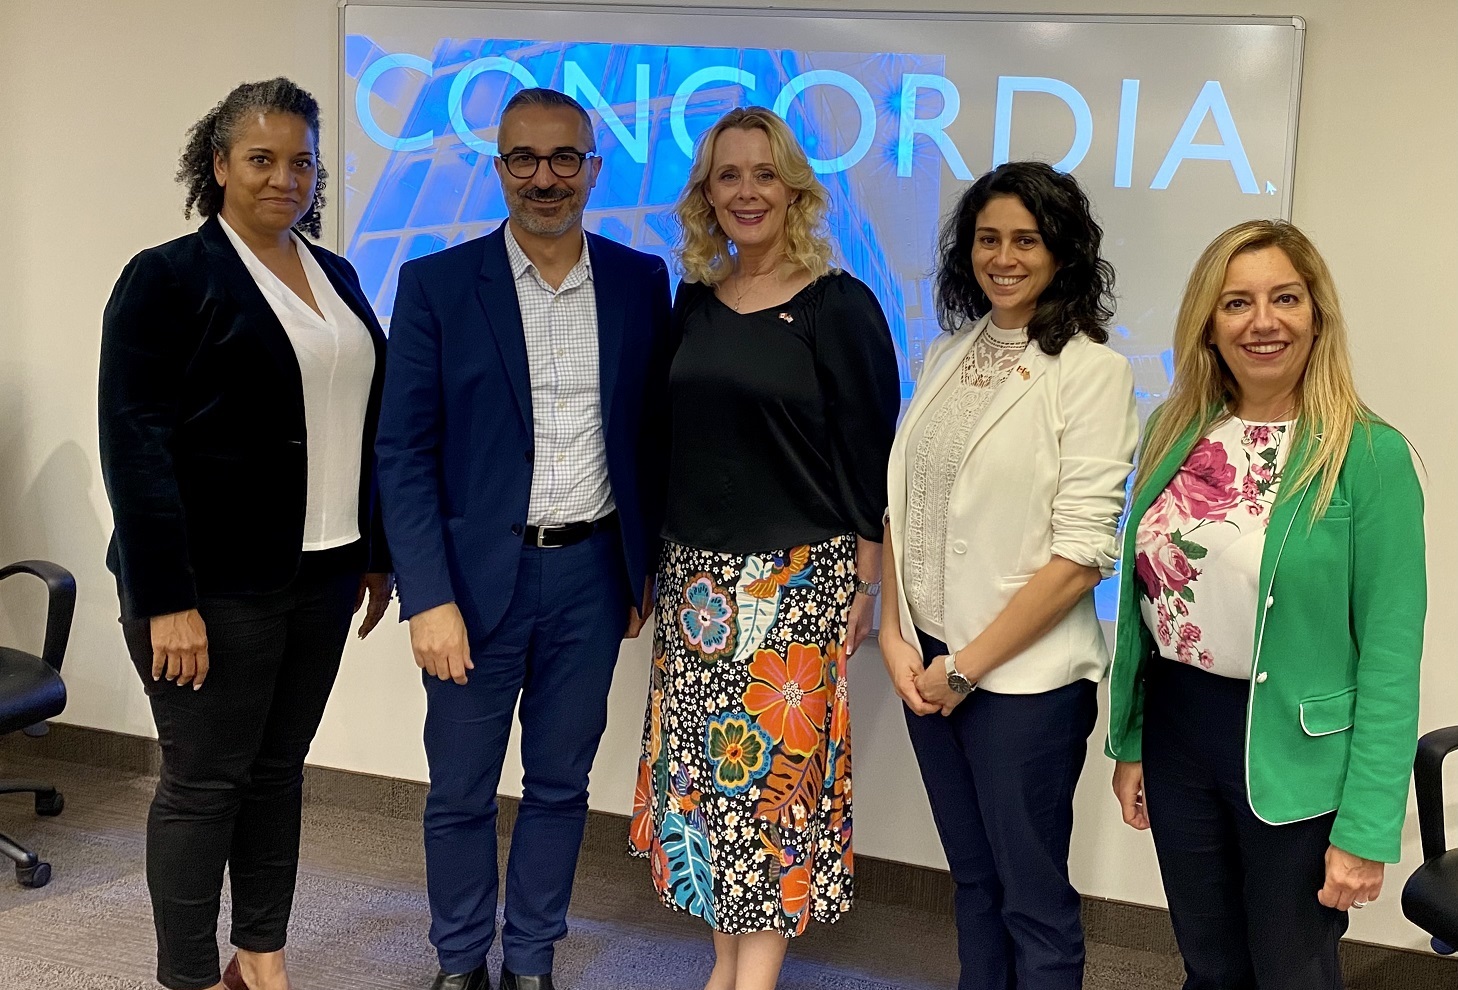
(886, 315), (1138, 694)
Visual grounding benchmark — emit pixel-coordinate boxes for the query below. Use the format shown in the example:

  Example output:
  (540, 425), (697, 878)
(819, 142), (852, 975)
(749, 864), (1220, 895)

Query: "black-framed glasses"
(499, 150), (597, 179)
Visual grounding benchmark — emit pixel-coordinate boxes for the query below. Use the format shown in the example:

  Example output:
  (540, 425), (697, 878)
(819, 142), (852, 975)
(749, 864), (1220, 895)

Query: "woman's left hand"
(915, 657), (970, 716)
(356, 572), (396, 638)
(845, 592), (875, 656)
(1318, 844), (1385, 912)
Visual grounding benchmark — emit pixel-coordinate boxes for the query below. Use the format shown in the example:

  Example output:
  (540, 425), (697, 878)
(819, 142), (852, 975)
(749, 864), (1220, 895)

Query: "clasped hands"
(879, 633), (971, 717)
(1111, 760), (1385, 911)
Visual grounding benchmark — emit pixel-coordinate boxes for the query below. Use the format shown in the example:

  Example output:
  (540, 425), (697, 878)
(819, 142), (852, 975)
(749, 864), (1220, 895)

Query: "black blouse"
(662, 271), (901, 554)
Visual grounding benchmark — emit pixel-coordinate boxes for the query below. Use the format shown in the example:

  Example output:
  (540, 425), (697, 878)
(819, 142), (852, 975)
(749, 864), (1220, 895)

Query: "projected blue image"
(345, 35), (952, 394)
(343, 24), (1294, 625)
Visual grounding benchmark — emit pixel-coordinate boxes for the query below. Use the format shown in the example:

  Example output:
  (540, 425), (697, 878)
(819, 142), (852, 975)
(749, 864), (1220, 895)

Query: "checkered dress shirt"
(504, 223), (615, 527)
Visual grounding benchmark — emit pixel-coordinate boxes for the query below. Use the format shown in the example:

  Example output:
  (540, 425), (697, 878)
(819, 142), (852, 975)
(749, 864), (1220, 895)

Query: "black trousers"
(121, 548), (360, 990)
(1142, 656), (1348, 990)
(905, 630), (1098, 990)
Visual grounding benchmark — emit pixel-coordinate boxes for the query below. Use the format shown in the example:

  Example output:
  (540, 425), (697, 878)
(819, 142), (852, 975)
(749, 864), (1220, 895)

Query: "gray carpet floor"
(0, 749), (1447, 989)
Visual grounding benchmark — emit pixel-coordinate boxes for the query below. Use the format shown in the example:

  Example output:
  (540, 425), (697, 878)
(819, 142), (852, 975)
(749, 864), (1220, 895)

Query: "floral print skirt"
(629, 534), (855, 937)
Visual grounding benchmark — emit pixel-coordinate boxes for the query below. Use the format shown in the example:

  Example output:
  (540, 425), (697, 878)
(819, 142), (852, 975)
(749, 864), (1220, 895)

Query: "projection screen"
(339, 2), (1305, 616)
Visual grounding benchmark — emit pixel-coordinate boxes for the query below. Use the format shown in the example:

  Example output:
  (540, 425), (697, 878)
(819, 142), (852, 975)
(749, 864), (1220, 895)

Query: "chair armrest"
(1414, 725), (1458, 863)
(0, 560), (76, 673)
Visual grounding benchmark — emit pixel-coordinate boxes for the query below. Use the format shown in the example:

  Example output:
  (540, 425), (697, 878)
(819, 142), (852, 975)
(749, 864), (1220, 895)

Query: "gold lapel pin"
(1017, 366), (1030, 380)
(778, 312), (794, 323)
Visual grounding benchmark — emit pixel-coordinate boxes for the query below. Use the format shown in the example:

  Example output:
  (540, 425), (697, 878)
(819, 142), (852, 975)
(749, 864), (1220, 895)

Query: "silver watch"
(854, 579), (881, 597)
(944, 654), (974, 695)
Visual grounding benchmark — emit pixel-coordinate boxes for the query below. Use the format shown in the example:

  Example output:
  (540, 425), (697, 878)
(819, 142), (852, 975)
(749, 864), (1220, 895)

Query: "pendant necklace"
(731, 261), (775, 313)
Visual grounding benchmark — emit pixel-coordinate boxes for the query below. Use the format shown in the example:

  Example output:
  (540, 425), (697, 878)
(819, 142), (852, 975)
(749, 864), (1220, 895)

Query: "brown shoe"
(221, 955), (251, 990)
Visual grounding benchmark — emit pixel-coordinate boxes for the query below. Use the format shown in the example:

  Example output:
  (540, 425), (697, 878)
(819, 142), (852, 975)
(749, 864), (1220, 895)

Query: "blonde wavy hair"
(674, 107), (833, 285)
(1134, 220), (1371, 521)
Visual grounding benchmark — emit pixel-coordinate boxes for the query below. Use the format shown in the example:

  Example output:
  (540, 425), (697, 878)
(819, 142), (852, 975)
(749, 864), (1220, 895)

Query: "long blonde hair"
(674, 107), (832, 285)
(1134, 220), (1370, 519)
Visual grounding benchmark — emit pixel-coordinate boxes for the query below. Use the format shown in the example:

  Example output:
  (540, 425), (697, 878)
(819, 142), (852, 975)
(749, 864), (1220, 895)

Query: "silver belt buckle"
(536, 526), (551, 548)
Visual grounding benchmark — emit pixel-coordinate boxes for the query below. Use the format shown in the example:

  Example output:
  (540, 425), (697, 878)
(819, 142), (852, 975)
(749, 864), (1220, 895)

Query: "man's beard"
(508, 187), (583, 237)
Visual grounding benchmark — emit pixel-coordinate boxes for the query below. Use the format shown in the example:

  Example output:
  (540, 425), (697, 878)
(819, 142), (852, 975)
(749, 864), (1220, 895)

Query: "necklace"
(729, 261), (777, 312)
(1233, 401), (1296, 424)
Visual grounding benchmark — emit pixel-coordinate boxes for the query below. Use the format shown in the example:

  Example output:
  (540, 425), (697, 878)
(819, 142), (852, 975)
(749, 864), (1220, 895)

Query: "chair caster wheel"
(1433, 938), (1456, 955)
(34, 792), (63, 817)
(16, 862), (50, 888)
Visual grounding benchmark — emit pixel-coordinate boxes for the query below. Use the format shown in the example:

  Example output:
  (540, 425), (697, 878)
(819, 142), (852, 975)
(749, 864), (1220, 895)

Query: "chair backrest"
(1413, 726), (1458, 863)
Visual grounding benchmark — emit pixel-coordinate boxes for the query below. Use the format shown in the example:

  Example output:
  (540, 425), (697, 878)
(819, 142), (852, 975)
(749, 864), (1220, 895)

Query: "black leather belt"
(523, 512), (617, 548)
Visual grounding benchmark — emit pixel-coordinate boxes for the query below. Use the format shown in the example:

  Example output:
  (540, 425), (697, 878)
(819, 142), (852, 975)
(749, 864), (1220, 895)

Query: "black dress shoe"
(431, 965), (490, 990)
(500, 967), (554, 990)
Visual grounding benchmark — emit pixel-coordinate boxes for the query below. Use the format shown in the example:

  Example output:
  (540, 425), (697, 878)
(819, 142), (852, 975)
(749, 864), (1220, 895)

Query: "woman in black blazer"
(98, 78), (392, 990)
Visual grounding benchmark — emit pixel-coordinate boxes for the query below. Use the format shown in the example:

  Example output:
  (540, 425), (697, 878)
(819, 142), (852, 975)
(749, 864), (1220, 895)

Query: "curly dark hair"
(176, 77), (327, 239)
(934, 161), (1115, 355)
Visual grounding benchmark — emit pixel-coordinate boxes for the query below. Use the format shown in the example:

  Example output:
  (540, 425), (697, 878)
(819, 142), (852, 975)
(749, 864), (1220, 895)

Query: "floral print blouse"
(1134, 416), (1291, 680)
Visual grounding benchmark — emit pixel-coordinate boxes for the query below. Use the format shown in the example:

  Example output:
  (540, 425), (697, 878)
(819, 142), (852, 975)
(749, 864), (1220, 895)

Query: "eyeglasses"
(499, 150), (597, 179)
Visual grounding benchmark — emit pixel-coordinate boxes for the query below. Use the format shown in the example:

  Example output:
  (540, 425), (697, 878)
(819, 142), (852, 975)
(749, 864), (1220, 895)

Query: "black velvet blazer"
(99, 215), (390, 620)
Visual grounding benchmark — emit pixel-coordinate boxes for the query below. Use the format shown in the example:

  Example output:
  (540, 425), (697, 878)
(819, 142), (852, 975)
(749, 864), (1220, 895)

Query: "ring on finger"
(1353, 900), (1368, 909)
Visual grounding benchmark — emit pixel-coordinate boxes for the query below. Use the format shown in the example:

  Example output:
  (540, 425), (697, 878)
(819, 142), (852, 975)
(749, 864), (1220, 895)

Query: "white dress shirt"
(219, 216), (374, 551)
(504, 223), (614, 527)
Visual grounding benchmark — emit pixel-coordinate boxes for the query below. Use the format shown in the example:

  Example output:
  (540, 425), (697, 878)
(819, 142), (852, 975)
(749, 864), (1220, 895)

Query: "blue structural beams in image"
(344, 35), (949, 396)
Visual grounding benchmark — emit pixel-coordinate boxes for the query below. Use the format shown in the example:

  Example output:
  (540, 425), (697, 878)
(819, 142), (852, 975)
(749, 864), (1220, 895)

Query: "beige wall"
(1, 0), (1453, 952)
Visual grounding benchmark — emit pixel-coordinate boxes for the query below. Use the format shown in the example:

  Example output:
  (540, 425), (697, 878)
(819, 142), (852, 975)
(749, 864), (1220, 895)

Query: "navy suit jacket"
(376, 224), (674, 642)
(99, 215), (390, 620)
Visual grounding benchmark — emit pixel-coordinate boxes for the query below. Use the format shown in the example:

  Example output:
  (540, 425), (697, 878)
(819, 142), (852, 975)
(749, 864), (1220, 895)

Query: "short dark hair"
(934, 161), (1115, 355)
(500, 88), (595, 151)
(176, 77), (327, 238)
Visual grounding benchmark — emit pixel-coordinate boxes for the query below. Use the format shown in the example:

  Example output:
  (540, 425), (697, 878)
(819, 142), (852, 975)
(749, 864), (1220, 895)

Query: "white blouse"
(219, 217), (375, 552)
(1134, 416), (1292, 679)
(902, 315), (1028, 639)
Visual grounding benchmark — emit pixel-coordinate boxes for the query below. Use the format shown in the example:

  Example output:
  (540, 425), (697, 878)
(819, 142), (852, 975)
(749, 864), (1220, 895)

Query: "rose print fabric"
(1134, 417), (1291, 680)
(629, 535), (854, 936)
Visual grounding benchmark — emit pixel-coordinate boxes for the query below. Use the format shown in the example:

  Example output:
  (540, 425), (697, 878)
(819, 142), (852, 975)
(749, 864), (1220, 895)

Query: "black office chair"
(1402, 724), (1458, 955)
(0, 560), (72, 888)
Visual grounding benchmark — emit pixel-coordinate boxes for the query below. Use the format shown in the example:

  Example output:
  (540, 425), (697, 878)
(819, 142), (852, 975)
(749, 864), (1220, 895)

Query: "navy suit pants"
(423, 527), (629, 976)
(906, 630), (1097, 990)
(1142, 656), (1346, 990)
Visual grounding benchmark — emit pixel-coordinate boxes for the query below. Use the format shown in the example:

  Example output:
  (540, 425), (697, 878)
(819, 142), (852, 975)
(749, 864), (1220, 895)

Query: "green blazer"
(1105, 415), (1425, 863)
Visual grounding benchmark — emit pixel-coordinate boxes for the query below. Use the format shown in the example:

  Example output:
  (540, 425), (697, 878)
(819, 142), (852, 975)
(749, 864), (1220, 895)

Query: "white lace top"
(903, 317), (1029, 638)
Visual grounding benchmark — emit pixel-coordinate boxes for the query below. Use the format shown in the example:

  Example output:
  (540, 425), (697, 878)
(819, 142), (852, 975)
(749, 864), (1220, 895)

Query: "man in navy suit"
(375, 88), (674, 990)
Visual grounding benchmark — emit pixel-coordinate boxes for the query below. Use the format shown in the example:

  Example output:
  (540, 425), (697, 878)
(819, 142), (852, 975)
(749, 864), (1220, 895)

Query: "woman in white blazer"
(879, 161), (1137, 990)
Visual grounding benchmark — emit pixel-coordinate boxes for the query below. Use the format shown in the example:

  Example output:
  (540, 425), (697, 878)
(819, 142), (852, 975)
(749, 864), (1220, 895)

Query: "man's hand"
(409, 602), (473, 684)
(1318, 844), (1385, 912)
(915, 654), (971, 716)
(625, 579), (655, 639)
(879, 632), (938, 716)
(1112, 761), (1150, 830)
(149, 608), (210, 690)
(355, 572), (396, 638)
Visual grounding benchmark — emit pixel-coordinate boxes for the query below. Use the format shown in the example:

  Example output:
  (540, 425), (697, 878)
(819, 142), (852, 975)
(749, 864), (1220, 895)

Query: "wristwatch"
(854, 579), (881, 597)
(944, 654), (974, 695)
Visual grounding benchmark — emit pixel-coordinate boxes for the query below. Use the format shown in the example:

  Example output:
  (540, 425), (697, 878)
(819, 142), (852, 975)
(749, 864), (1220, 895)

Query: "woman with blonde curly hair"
(1107, 220), (1426, 989)
(629, 106), (900, 989)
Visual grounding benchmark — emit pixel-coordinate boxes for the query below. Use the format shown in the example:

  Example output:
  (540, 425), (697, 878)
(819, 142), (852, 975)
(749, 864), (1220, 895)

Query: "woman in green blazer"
(1105, 220), (1425, 990)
